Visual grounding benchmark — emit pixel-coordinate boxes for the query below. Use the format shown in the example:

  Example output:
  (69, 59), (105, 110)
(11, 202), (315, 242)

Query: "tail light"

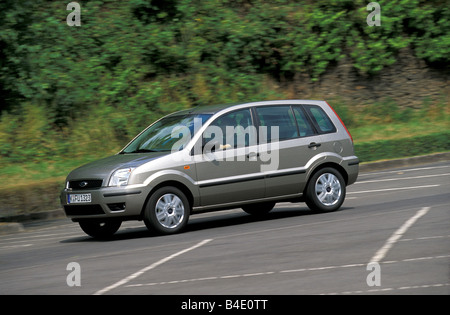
(325, 101), (353, 144)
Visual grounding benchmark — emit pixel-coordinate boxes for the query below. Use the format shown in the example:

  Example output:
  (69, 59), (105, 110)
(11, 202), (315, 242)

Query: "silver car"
(61, 100), (359, 238)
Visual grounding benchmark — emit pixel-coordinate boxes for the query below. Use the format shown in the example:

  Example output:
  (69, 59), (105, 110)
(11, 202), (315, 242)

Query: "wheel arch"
(140, 180), (195, 218)
(304, 162), (349, 194)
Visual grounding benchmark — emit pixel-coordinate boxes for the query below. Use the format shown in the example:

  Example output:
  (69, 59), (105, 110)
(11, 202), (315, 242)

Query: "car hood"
(66, 152), (169, 181)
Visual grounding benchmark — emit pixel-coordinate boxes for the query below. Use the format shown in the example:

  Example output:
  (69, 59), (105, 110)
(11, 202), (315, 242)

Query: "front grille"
(69, 179), (103, 190)
(64, 205), (104, 216)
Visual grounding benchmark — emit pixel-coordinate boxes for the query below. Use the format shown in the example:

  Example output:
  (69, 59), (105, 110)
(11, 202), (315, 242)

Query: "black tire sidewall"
(79, 219), (121, 239)
(144, 186), (190, 234)
(305, 167), (346, 213)
(242, 202), (276, 215)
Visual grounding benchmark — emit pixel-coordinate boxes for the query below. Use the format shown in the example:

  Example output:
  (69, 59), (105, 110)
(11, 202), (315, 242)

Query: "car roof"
(171, 100), (325, 116)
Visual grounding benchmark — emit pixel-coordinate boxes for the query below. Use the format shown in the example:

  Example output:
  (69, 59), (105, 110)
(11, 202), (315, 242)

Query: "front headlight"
(108, 168), (135, 187)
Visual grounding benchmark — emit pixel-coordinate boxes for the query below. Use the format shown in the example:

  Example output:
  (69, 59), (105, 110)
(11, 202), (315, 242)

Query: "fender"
(304, 152), (347, 180)
(142, 169), (200, 205)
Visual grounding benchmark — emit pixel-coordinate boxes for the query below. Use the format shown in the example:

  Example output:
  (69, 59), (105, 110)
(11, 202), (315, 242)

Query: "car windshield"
(121, 114), (212, 153)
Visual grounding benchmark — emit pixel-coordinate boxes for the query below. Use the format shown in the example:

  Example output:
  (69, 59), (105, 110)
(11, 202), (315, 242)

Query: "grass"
(0, 101), (448, 189)
(0, 153), (118, 189)
(349, 119), (449, 143)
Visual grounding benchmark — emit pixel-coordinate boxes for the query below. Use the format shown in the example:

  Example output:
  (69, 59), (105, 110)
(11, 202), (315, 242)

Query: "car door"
(256, 105), (325, 198)
(194, 108), (266, 206)
(302, 104), (338, 154)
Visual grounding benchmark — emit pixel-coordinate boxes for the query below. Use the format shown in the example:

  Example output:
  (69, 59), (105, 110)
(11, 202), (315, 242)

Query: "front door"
(194, 108), (266, 206)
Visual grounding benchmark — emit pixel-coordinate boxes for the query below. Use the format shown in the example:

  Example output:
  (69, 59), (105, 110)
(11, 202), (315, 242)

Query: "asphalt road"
(0, 161), (449, 296)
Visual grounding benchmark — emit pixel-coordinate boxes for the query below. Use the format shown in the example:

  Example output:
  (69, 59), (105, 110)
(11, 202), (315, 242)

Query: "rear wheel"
(144, 186), (190, 235)
(79, 219), (122, 239)
(242, 202), (276, 216)
(305, 167), (346, 213)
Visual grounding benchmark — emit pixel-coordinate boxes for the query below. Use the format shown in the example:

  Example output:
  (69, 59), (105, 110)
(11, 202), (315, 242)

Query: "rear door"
(257, 105), (326, 197)
(302, 104), (338, 156)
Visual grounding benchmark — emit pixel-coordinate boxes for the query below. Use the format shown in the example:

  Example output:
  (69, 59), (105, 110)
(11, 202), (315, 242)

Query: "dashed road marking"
(0, 244), (33, 250)
(348, 185), (439, 195)
(355, 173), (450, 185)
(400, 235), (450, 242)
(321, 283), (450, 295)
(358, 165), (450, 177)
(124, 254), (450, 288)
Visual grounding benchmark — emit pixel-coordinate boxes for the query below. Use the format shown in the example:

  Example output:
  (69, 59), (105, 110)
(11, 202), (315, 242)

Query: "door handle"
(246, 152), (260, 158)
(308, 142), (322, 148)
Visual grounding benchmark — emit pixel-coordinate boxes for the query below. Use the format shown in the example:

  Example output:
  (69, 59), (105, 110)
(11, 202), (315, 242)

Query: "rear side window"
(292, 107), (315, 137)
(256, 106), (299, 141)
(305, 105), (336, 134)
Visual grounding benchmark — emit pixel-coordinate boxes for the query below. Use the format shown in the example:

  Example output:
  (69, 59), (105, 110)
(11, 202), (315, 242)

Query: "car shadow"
(60, 205), (353, 243)
(185, 206), (312, 233)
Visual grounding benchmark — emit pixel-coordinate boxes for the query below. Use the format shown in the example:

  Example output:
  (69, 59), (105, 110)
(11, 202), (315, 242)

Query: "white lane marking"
(125, 254), (449, 288)
(321, 283), (450, 295)
(93, 238), (213, 295)
(0, 233), (83, 245)
(355, 173), (450, 184)
(358, 165), (450, 177)
(369, 207), (431, 263)
(398, 283), (449, 290)
(0, 244), (33, 250)
(348, 185), (439, 195)
(400, 235), (450, 242)
(0, 233), (75, 242)
(220, 274), (241, 279)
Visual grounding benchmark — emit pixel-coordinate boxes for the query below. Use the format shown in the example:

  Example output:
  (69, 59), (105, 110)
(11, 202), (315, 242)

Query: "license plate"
(68, 193), (92, 204)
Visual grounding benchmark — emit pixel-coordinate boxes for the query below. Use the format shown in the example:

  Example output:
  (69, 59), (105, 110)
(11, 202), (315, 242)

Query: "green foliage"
(66, 104), (122, 158)
(2, 0), (449, 111)
(0, 103), (58, 163)
(0, 0), (448, 165)
(0, 111), (18, 158)
(355, 131), (450, 163)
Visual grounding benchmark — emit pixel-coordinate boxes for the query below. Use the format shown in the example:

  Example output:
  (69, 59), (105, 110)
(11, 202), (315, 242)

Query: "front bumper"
(60, 186), (150, 220)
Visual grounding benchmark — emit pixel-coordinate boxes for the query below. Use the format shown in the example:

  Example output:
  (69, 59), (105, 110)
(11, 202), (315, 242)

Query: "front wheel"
(79, 219), (122, 239)
(305, 168), (346, 213)
(144, 186), (190, 235)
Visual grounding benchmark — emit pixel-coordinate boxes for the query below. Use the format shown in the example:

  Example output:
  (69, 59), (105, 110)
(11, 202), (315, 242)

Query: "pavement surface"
(0, 160), (449, 297)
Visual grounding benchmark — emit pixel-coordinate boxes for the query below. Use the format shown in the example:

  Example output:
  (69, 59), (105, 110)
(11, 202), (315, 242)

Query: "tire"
(242, 202), (276, 216)
(144, 186), (190, 235)
(79, 219), (121, 239)
(305, 167), (346, 213)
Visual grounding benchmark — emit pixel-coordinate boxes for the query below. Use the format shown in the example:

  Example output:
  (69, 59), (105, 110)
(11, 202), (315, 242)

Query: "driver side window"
(203, 109), (256, 150)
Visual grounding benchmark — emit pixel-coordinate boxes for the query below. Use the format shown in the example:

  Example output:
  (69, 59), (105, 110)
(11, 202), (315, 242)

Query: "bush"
(355, 132), (450, 163)
(0, 104), (58, 163)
